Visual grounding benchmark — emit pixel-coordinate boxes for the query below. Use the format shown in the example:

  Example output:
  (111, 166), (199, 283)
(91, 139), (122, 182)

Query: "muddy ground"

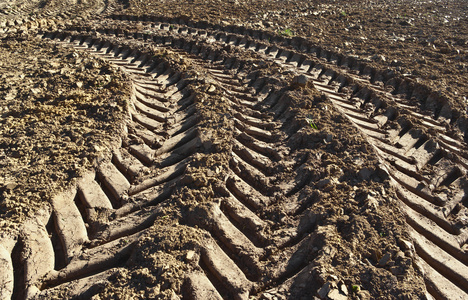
(0, 0), (467, 299)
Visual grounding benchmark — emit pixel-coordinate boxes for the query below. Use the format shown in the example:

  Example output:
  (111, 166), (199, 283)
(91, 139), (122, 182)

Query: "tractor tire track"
(93, 15), (468, 299)
(31, 28), (322, 299)
(1, 31), (203, 299)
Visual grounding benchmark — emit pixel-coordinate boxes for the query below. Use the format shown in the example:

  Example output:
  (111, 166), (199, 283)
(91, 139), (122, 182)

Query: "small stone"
(328, 289), (348, 300)
(185, 250), (196, 261)
(339, 282), (348, 295)
(378, 252), (392, 266)
(5, 182), (17, 190)
(207, 85), (216, 93)
(262, 292), (274, 300)
(399, 238), (414, 251)
(357, 290), (371, 300)
(31, 87), (42, 94)
(316, 178), (332, 189)
(395, 251), (405, 260)
(399, 20), (412, 26)
(318, 282), (332, 299)
(292, 74), (308, 88)
(390, 266), (402, 275)
(365, 196), (379, 210)
(358, 168), (373, 180)
(5, 91), (16, 101)
(170, 289), (180, 300)
(371, 54), (386, 62)
(371, 248), (382, 262)
(75, 81), (83, 88)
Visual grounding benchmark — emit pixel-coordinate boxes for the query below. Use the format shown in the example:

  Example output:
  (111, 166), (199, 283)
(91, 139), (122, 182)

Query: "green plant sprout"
(306, 116), (318, 130)
(279, 28), (293, 37)
(352, 285), (361, 292)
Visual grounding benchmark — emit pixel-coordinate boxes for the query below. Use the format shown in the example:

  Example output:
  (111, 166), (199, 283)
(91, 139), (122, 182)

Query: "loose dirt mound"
(1, 1), (467, 300)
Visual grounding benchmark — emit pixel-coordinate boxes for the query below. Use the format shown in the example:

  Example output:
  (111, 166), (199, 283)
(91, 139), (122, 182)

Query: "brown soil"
(0, 1), (467, 300)
(0, 36), (130, 229)
(126, 0), (468, 111)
